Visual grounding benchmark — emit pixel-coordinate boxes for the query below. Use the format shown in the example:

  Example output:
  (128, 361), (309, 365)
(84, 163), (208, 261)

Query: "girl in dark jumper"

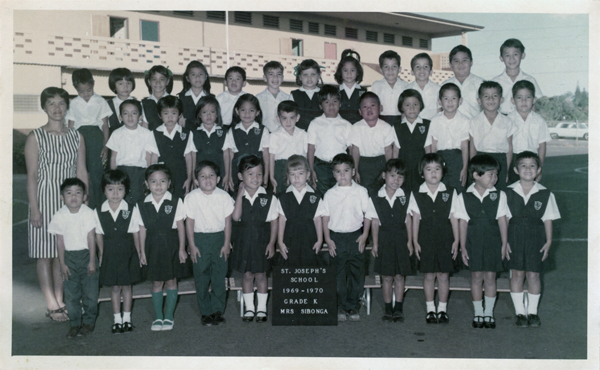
(334, 49), (367, 124)
(290, 59), (323, 131)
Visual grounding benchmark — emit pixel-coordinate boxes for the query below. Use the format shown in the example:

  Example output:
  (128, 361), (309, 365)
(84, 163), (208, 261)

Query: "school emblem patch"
(399, 196), (406, 206)
(260, 198), (268, 207)
(490, 193), (498, 201)
(121, 210), (130, 220)
(442, 193), (449, 202)
(165, 205), (173, 214)
(419, 126), (426, 134)
(309, 195), (317, 204)
(180, 132), (187, 141)
(216, 129), (223, 137)
(534, 201), (543, 211)
(254, 127), (261, 136)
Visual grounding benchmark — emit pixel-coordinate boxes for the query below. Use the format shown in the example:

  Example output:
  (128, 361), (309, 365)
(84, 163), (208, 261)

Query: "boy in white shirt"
(256, 61), (291, 133)
(216, 66), (247, 126)
(492, 39), (543, 115)
(48, 178), (99, 338)
(406, 53), (441, 120)
(185, 161), (235, 327)
(322, 154), (370, 322)
(106, 99), (153, 204)
(307, 85), (353, 195)
(441, 45), (484, 119)
(371, 50), (408, 126)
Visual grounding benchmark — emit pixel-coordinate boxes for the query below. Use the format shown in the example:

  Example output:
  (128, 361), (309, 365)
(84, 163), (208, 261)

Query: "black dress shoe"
(201, 315), (214, 326)
(242, 310), (255, 322)
(122, 322), (133, 332)
(111, 323), (123, 334)
(426, 311), (438, 324)
(483, 316), (496, 329)
(392, 310), (405, 323)
(527, 314), (541, 327)
(382, 310), (393, 322)
(515, 314), (528, 327)
(255, 311), (268, 323)
(437, 311), (449, 324)
(472, 316), (484, 328)
(212, 312), (226, 325)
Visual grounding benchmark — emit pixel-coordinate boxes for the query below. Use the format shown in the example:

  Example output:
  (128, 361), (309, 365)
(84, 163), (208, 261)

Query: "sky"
(419, 13), (589, 98)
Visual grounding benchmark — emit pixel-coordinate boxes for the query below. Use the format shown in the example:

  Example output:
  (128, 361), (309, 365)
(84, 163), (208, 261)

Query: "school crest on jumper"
(309, 195), (317, 204)
(490, 192), (498, 201)
(180, 132), (187, 141)
(534, 201), (543, 211)
(260, 198), (268, 207)
(399, 196), (406, 206)
(254, 127), (261, 136)
(216, 129), (223, 137)
(419, 126), (426, 134)
(165, 205), (173, 214)
(121, 210), (130, 220)
(442, 193), (449, 202)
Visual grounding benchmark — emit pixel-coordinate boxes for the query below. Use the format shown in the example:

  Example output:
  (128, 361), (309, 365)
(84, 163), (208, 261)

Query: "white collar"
(112, 96), (132, 105)
(377, 185), (405, 200)
(333, 180), (358, 190)
(148, 92), (169, 103)
(144, 191), (173, 205)
(234, 121), (260, 131)
(185, 89), (206, 98)
(341, 83), (360, 96)
(100, 199), (129, 213)
(508, 181), (546, 196)
(156, 123), (183, 134)
(244, 186), (267, 202)
(286, 184), (315, 194)
(419, 181), (447, 196)
(466, 183), (497, 200)
(198, 124), (221, 134)
(401, 116), (424, 125)
(299, 86), (320, 93)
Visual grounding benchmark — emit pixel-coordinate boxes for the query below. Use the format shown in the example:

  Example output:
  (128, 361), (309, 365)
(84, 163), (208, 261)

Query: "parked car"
(549, 122), (588, 140)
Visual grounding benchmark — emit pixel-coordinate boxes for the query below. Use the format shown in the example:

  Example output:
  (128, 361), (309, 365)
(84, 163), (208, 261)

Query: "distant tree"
(536, 88), (588, 125)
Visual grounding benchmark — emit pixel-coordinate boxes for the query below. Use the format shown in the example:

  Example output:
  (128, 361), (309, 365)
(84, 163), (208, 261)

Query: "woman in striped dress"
(25, 87), (89, 321)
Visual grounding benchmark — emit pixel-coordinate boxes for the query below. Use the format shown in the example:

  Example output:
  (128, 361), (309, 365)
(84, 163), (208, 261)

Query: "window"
(234, 12), (252, 24)
(290, 19), (303, 32)
(324, 24), (336, 36)
(263, 15), (279, 28)
(366, 30), (378, 42)
(292, 39), (303, 56)
(206, 11), (225, 21)
(14, 94), (41, 112)
(140, 20), (159, 42)
(383, 33), (395, 44)
(402, 36), (413, 47)
(110, 17), (128, 39)
(420, 39), (428, 49)
(308, 22), (319, 34)
(174, 11), (193, 16)
(345, 27), (358, 39)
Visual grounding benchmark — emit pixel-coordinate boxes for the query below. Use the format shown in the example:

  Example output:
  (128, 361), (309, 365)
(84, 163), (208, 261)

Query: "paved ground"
(7, 142), (594, 369)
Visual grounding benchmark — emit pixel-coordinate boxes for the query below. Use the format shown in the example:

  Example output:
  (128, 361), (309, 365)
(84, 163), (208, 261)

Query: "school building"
(12, 10), (483, 131)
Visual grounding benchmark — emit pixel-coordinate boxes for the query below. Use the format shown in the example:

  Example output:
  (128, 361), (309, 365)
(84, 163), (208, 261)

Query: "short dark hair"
(334, 49), (364, 84)
(108, 68), (135, 94)
(195, 95), (223, 127)
(180, 61), (211, 95)
(157, 95), (183, 115)
(419, 153), (447, 177)
(317, 85), (341, 103)
(40, 87), (70, 110)
(439, 83), (461, 100)
(378, 50), (400, 69)
(238, 154), (263, 175)
(60, 177), (86, 194)
(277, 100), (299, 116)
(101, 169), (130, 194)
(225, 66), (246, 81)
(512, 80), (536, 98)
(449, 45), (473, 62)
(195, 160), (220, 179)
(286, 154), (310, 173)
(72, 68), (94, 86)
(513, 151), (541, 168)
(478, 81), (503, 98)
(410, 53), (433, 70)
(398, 89), (424, 113)
(359, 91), (380, 106)
(500, 38), (525, 55)
(384, 158), (407, 177)
(295, 59), (321, 86)
(331, 153), (354, 170)
(263, 61), (284, 75)
(468, 154), (500, 179)
(119, 99), (142, 116)
(144, 164), (173, 195)
(232, 94), (262, 125)
(144, 65), (174, 94)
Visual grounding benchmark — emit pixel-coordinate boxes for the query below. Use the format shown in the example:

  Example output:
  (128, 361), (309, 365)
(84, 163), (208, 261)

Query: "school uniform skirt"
(507, 218), (546, 273)
(99, 234), (142, 286)
(438, 149), (465, 194)
(232, 221), (272, 274)
(417, 220), (457, 274)
(479, 152), (508, 190)
(465, 218), (505, 272)
(142, 229), (191, 281)
(358, 155), (386, 193)
(279, 217), (319, 268)
(374, 227), (413, 276)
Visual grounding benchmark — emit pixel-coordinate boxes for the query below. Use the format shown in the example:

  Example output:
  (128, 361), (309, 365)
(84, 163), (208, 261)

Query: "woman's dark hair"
(195, 95), (223, 127)
(144, 164), (174, 195)
(232, 94), (262, 125)
(101, 169), (130, 194)
(334, 49), (364, 84)
(108, 68), (136, 94)
(144, 65), (174, 94)
(40, 87), (70, 110)
(180, 61), (211, 95)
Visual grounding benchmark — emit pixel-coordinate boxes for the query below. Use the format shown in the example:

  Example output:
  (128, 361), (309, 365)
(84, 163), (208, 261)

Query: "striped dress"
(28, 127), (80, 258)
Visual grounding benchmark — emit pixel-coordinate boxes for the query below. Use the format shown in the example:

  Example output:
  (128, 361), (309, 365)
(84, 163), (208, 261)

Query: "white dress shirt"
(425, 111), (470, 150)
(256, 89), (292, 133)
(65, 94), (113, 130)
(406, 80), (441, 120)
(269, 127), (308, 160)
(106, 125), (153, 167)
(323, 181), (369, 233)
(184, 187), (235, 233)
(508, 110), (552, 154)
(470, 111), (518, 153)
(349, 119), (396, 157)
(371, 78), (408, 115)
(307, 114), (352, 161)
(48, 204), (96, 251)
(492, 70), (543, 115)
(216, 90), (246, 126)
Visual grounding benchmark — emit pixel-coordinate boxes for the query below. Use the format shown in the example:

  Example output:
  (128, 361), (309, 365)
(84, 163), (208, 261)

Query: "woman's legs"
(37, 258), (67, 321)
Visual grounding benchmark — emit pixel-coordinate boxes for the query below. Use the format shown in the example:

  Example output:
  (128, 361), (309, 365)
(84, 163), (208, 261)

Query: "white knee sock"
(122, 311), (131, 323)
(484, 295), (496, 316)
(473, 300), (484, 316)
(256, 293), (268, 316)
(426, 301), (436, 313)
(113, 313), (122, 325)
(528, 293), (541, 315)
(510, 292), (526, 315)
(438, 302), (447, 313)
(243, 293), (255, 315)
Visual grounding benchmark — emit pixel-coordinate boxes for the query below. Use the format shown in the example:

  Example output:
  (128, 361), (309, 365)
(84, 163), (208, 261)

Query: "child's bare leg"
(471, 271), (483, 301)
(255, 273), (268, 293)
(122, 285), (133, 313)
(151, 281), (165, 321)
(164, 278), (177, 291)
(242, 272), (256, 317)
(510, 269), (526, 292)
(423, 273), (436, 315)
(152, 281), (165, 292)
(382, 276), (393, 303)
(526, 271), (542, 319)
(526, 271), (541, 294)
(393, 275), (405, 302)
(510, 269), (527, 318)
(255, 272), (269, 319)
(436, 273), (450, 303)
(483, 272), (497, 297)
(111, 286), (122, 314)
